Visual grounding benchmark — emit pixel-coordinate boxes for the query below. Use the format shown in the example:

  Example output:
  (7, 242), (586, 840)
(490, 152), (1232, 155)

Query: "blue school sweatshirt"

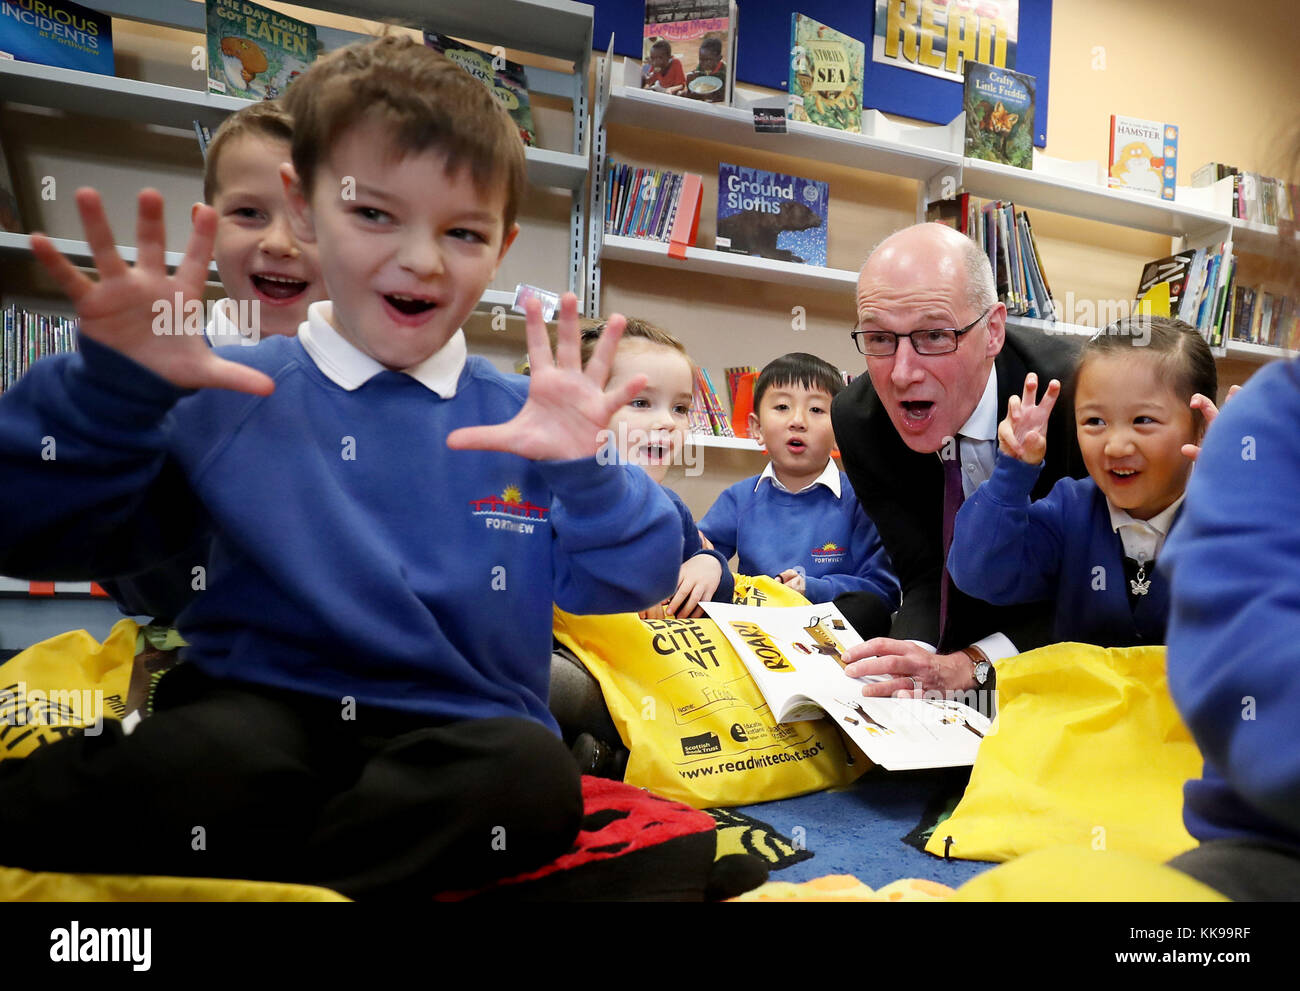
(1163, 358), (1300, 852)
(698, 468), (899, 609)
(0, 336), (681, 733)
(663, 487), (734, 604)
(947, 454), (1172, 646)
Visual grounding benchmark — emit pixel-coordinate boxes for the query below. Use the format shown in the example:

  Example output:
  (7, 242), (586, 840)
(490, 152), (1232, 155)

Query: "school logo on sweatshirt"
(470, 485), (550, 535)
(810, 541), (846, 565)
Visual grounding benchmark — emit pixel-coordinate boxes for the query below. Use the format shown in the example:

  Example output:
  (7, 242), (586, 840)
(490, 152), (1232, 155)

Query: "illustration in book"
(205, 0), (317, 101)
(1109, 115), (1178, 200)
(642, 0), (737, 104)
(963, 61), (1034, 169)
(788, 14), (865, 132)
(715, 163), (828, 267)
(425, 33), (536, 146)
(700, 601), (991, 770)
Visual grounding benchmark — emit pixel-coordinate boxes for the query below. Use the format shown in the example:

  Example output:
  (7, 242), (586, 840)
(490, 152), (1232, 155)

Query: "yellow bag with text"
(0, 619), (139, 760)
(925, 643), (1201, 864)
(554, 575), (865, 808)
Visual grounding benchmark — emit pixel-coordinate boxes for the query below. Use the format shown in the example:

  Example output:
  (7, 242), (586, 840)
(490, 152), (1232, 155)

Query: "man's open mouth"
(900, 400), (935, 422)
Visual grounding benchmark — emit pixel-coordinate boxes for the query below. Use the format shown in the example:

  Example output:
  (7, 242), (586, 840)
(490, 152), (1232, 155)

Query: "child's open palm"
(998, 372), (1060, 466)
(448, 293), (645, 462)
(31, 188), (274, 395)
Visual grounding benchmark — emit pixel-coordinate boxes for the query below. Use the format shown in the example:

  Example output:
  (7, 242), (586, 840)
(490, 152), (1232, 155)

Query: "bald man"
(831, 223), (1085, 705)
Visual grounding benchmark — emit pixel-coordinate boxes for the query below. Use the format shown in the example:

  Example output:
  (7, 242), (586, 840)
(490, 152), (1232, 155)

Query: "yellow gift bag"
(0, 619), (138, 761)
(553, 575), (865, 808)
(925, 643), (1201, 864)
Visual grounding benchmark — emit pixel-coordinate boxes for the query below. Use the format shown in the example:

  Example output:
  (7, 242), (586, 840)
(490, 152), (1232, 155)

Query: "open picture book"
(699, 601), (991, 770)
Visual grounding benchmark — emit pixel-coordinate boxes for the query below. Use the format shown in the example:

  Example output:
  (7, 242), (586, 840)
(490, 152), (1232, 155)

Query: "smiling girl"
(946, 316), (1222, 647)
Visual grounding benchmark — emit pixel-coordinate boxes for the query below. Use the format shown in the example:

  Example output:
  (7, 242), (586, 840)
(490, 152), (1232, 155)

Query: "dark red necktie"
(939, 450), (965, 640)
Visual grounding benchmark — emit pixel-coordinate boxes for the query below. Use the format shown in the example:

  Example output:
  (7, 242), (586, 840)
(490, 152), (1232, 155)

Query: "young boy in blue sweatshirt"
(699, 353), (899, 637)
(947, 317), (1217, 647)
(0, 36), (680, 897)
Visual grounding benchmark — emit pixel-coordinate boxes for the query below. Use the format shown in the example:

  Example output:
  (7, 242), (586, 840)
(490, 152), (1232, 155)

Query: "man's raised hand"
(447, 292), (645, 462)
(998, 372), (1059, 465)
(30, 188), (274, 396)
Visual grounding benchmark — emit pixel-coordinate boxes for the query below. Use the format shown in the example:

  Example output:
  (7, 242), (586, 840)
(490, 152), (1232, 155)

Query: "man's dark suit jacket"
(831, 325), (1086, 655)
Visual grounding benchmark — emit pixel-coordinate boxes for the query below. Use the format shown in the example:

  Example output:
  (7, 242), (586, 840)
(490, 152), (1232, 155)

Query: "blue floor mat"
(734, 767), (996, 890)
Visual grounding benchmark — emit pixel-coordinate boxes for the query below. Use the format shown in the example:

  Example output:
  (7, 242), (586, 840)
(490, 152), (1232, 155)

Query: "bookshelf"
(588, 57), (1298, 386)
(0, 0), (594, 302)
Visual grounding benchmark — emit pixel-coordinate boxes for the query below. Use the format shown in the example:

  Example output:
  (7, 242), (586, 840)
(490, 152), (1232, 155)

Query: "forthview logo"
(470, 485), (550, 535)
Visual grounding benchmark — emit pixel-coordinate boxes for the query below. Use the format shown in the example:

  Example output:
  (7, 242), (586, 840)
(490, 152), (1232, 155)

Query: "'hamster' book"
(0, 0), (113, 75)
(715, 163), (828, 267)
(963, 61), (1035, 170)
(642, 0), (738, 105)
(788, 13), (864, 133)
(1109, 115), (1178, 200)
(425, 33), (536, 147)
(205, 0), (317, 101)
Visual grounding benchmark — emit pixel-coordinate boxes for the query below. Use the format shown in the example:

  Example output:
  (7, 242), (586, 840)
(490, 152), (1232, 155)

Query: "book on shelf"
(2, 305), (78, 394)
(699, 600), (991, 770)
(1135, 249), (1198, 319)
(1227, 284), (1299, 349)
(205, 0), (317, 101)
(725, 365), (757, 437)
(642, 0), (737, 105)
(0, 134), (21, 233)
(1108, 115), (1178, 200)
(604, 159), (699, 246)
(1136, 243), (1236, 347)
(965, 199), (1055, 320)
(925, 192), (972, 235)
(424, 33), (536, 147)
(715, 163), (829, 267)
(962, 62), (1034, 170)
(788, 13), (865, 133)
(690, 367), (734, 438)
(192, 120), (213, 160)
(0, 0), (113, 75)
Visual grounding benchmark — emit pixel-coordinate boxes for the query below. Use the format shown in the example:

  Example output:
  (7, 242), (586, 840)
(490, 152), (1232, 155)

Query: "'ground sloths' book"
(715, 162), (828, 267)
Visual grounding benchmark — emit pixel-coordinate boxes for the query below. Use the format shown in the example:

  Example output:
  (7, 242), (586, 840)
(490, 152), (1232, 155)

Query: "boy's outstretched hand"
(448, 292), (646, 461)
(31, 188), (274, 396)
(998, 372), (1059, 465)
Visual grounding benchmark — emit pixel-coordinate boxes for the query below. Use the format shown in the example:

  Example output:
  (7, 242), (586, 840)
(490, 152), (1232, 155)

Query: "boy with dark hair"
(0, 35), (680, 897)
(700, 352), (899, 638)
(643, 38), (686, 94)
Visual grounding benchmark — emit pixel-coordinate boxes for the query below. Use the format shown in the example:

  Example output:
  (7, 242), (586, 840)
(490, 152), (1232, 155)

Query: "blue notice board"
(592, 0), (1051, 146)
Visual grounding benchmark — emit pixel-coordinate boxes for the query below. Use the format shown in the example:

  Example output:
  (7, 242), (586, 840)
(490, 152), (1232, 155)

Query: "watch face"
(975, 660), (991, 685)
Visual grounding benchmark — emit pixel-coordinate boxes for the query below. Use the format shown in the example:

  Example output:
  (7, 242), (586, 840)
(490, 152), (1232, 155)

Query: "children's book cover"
(715, 163), (828, 267)
(425, 33), (536, 147)
(963, 61), (1034, 169)
(788, 13), (864, 133)
(206, 0), (317, 101)
(1109, 115), (1178, 200)
(0, 0), (113, 75)
(642, 0), (736, 105)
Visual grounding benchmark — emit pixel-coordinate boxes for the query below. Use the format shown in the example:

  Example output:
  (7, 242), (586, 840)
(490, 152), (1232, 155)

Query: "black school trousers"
(0, 663), (582, 899)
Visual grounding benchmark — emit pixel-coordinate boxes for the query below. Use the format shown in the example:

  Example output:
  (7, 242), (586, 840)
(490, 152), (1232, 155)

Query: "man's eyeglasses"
(850, 307), (992, 357)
